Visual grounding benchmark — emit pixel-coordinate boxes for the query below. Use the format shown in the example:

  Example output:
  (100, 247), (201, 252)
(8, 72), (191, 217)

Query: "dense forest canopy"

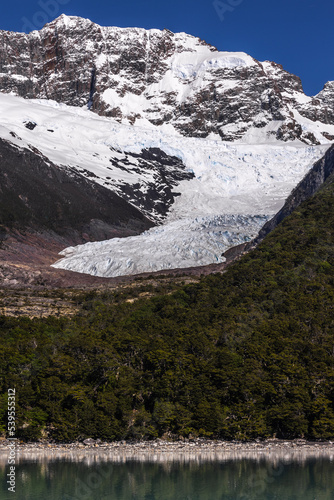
(0, 173), (334, 442)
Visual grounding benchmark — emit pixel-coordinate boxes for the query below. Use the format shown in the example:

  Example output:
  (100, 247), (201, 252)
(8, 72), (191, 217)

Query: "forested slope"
(0, 172), (334, 441)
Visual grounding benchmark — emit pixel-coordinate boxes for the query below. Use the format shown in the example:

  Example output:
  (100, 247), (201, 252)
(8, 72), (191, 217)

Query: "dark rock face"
(0, 138), (153, 244)
(110, 148), (194, 219)
(0, 16), (212, 116)
(1, 15), (333, 143)
(248, 144), (334, 248)
(296, 81), (334, 127)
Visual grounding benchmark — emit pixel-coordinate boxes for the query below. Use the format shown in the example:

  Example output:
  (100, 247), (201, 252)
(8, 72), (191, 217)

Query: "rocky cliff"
(0, 137), (153, 244)
(250, 144), (334, 246)
(222, 144), (334, 264)
(1, 14), (334, 143)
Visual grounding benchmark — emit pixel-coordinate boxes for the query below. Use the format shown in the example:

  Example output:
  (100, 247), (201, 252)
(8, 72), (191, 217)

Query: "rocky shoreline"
(0, 438), (334, 463)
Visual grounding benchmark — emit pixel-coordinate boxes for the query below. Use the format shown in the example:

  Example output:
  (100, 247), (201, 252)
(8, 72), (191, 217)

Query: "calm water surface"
(1, 456), (334, 499)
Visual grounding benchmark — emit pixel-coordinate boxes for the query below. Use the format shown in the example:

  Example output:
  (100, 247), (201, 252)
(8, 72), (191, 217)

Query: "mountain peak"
(317, 80), (334, 94)
(46, 13), (94, 29)
(0, 17), (334, 144)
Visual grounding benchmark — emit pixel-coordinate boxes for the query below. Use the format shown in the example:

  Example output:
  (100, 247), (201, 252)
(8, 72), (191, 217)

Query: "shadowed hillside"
(0, 160), (333, 442)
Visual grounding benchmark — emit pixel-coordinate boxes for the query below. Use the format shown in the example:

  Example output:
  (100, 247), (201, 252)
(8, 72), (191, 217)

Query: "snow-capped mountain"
(0, 16), (333, 279)
(1, 14), (334, 144)
(0, 91), (329, 276)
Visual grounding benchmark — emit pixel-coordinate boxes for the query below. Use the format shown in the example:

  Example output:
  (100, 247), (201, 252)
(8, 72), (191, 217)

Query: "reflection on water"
(1, 447), (334, 465)
(0, 452), (333, 500)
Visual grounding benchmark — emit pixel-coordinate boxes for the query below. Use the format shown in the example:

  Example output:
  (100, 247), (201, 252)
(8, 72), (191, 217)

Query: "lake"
(1, 452), (334, 499)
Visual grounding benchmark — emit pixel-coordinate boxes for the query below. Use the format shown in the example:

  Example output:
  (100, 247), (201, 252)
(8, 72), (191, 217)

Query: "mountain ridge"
(1, 14), (334, 144)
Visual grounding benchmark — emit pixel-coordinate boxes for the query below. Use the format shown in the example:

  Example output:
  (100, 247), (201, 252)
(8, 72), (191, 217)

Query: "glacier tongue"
(53, 215), (270, 277)
(52, 136), (327, 277)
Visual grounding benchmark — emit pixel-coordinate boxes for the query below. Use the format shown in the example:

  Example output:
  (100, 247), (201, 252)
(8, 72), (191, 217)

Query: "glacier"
(0, 92), (332, 278)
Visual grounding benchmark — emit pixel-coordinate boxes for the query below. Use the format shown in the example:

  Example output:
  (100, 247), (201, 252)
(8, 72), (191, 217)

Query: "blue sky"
(1, 0), (333, 96)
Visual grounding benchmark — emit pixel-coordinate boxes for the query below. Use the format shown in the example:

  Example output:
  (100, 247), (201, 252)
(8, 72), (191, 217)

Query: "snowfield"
(0, 92), (332, 277)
